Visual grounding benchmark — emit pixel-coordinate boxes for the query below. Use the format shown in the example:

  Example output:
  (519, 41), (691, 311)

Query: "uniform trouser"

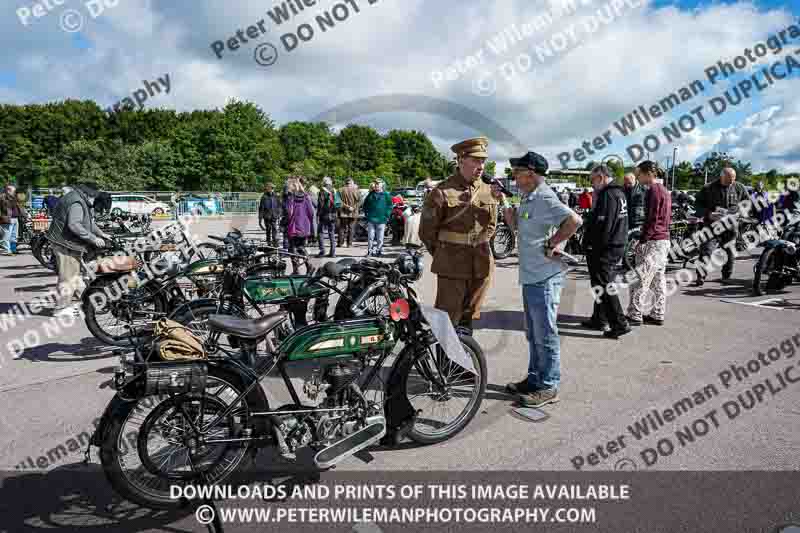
(627, 240), (670, 321)
(588, 252), (627, 331)
(338, 217), (356, 246)
(696, 230), (736, 280)
(318, 220), (336, 255)
(263, 217), (279, 247)
(52, 243), (85, 309)
(435, 275), (492, 326)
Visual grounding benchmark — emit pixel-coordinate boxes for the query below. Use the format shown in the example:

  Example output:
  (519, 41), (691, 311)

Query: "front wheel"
(398, 334), (486, 445)
(490, 225), (515, 259)
(623, 229), (641, 272)
(753, 247), (786, 296)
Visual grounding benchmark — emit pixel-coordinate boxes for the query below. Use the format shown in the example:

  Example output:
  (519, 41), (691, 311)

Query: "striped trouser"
(627, 240), (670, 321)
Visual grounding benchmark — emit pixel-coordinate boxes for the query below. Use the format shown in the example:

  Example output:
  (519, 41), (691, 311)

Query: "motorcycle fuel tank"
(243, 275), (328, 304)
(280, 317), (395, 361)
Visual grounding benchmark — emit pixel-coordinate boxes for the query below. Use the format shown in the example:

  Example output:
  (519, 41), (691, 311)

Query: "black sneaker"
(692, 278), (704, 287)
(317, 252), (325, 258)
(518, 388), (559, 408)
(506, 378), (536, 395)
(581, 319), (609, 331)
(721, 271), (732, 281)
(603, 325), (632, 339)
(643, 315), (664, 326)
(328, 252), (336, 258)
(626, 316), (643, 326)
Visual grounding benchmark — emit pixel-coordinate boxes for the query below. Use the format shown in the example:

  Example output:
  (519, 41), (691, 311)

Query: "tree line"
(0, 99), (460, 192)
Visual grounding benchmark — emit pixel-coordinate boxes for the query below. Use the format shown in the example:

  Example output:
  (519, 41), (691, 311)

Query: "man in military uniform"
(419, 137), (498, 335)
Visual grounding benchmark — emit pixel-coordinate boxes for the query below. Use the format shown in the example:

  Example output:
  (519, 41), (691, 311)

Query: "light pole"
(671, 147), (678, 190)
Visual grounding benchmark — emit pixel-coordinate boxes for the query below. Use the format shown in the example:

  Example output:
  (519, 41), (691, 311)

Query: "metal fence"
(27, 189), (262, 217)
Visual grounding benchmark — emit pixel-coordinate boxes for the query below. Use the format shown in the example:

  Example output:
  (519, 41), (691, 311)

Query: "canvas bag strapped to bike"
(152, 318), (207, 361)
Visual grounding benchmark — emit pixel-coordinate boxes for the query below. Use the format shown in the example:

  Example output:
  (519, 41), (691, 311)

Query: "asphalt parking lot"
(0, 216), (798, 528)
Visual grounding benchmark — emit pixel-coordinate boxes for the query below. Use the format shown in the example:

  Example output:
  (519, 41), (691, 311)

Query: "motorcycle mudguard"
(762, 239), (794, 251)
(91, 363), (272, 447)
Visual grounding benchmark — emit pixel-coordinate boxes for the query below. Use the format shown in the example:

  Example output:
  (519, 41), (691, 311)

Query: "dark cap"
(509, 151), (548, 175)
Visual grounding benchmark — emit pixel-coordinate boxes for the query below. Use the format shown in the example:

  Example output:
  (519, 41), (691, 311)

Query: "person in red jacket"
(578, 188), (593, 210)
(626, 160), (672, 326)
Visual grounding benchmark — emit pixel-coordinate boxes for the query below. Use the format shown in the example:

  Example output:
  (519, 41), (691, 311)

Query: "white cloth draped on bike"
(419, 305), (477, 375)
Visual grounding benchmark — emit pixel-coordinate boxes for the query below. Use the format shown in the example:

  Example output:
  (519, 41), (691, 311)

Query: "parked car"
(111, 194), (171, 216)
(177, 194), (224, 215)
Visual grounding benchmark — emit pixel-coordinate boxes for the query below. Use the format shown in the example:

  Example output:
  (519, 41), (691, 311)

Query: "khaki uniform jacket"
(338, 185), (361, 219)
(419, 172), (498, 279)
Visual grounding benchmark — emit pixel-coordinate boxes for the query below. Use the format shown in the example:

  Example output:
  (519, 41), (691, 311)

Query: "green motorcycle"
(92, 249), (487, 509)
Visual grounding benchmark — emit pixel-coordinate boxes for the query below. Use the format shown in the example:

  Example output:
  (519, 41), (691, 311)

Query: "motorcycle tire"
(83, 277), (169, 346)
(396, 333), (486, 445)
(99, 368), (255, 509)
(623, 229), (642, 272)
(490, 225), (515, 259)
(752, 247), (786, 296)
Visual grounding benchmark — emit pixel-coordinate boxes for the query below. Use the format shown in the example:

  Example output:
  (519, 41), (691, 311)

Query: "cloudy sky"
(2, 0), (799, 175)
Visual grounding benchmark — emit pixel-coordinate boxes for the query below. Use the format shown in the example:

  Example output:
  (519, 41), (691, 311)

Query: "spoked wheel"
(400, 334), (486, 445)
(490, 225), (515, 259)
(83, 279), (167, 346)
(753, 248), (785, 296)
(623, 230), (641, 272)
(100, 372), (253, 509)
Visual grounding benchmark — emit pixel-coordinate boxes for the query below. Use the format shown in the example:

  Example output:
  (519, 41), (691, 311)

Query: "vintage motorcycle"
(91, 249), (487, 509)
(752, 212), (800, 295)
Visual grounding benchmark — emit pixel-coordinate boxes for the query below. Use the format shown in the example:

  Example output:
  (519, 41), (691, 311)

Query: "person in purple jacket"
(627, 160), (672, 326)
(284, 177), (315, 274)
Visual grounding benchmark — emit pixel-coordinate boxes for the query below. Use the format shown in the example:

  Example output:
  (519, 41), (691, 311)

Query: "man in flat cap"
(419, 137), (498, 335)
(504, 152), (582, 408)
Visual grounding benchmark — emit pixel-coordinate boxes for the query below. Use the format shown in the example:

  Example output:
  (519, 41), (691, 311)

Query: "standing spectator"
(317, 176), (340, 257)
(284, 178), (315, 274)
(578, 188), (593, 210)
(338, 177), (360, 248)
(306, 178), (319, 246)
(44, 182), (114, 318)
(503, 151), (582, 408)
(44, 192), (60, 215)
(557, 188), (570, 205)
(258, 182), (281, 247)
(0, 185), (17, 255)
(389, 194), (405, 246)
(363, 181), (393, 257)
(627, 161), (671, 326)
(568, 189), (578, 209)
(280, 178), (292, 250)
(693, 167), (749, 286)
(751, 181), (774, 224)
(778, 181), (798, 215)
(623, 172), (648, 231)
(584, 164), (631, 339)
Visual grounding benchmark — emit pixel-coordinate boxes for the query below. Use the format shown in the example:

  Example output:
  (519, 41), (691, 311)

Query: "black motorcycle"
(752, 212), (800, 295)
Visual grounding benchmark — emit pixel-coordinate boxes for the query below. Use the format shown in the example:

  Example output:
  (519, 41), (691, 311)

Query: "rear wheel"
(99, 370), (254, 509)
(83, 278), (168, 346)
(753, 248), (785, 296)
(399, 334), (486, 445)
(624, 230), (641, 272)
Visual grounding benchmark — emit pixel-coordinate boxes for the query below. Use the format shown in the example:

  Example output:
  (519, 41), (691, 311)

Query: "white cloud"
(0, 0), (798, 174)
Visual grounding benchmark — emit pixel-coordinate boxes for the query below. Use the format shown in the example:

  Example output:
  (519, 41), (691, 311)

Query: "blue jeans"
(367, 222), (385, 255)
(0, 218), (16, 253)
(522, 272), (563, 391)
